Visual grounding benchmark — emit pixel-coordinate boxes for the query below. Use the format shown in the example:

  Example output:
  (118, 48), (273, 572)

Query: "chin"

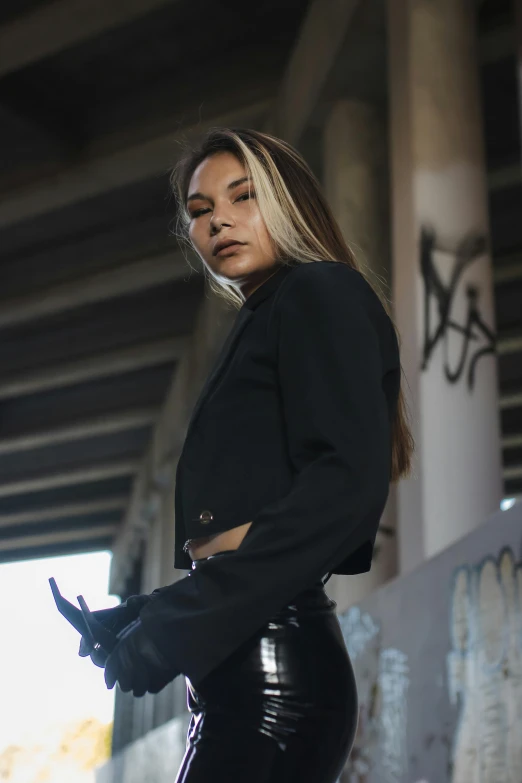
(213, 256), (258, 280)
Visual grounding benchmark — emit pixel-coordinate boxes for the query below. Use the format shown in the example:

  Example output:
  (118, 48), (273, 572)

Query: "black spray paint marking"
(420, 227), (496, 391)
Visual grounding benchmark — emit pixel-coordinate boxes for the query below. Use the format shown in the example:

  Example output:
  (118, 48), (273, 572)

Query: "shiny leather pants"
(175, 551), (358, 783)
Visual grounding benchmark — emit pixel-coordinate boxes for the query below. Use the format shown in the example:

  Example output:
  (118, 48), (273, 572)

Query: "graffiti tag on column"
(420, 226), (496, 391)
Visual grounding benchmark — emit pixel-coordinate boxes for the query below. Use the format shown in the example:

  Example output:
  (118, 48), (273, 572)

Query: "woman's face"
(186, 151), (279, 299)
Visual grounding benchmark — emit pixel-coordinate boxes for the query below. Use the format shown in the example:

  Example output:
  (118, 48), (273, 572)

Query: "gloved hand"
(78, 594), (155, 668)
(104, 617), (179, 697)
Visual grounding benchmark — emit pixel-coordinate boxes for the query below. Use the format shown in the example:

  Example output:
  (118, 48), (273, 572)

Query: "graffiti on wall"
(337, 607), (410, 783)
(447, 546), (522, 782)
(419, 226), (496, 391)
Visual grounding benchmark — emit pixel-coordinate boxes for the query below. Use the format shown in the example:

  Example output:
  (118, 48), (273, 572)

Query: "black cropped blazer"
(140, 260), (401, 688)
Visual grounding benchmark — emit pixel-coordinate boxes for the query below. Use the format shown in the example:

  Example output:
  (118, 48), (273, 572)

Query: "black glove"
(104, 617), (179, 697)
(78, 594), (154, 668)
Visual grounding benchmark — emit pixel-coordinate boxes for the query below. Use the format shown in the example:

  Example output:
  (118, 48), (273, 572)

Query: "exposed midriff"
(186, 520), (253, 561)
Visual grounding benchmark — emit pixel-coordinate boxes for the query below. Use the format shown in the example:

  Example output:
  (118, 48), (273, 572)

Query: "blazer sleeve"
(139, 262), (394, 688)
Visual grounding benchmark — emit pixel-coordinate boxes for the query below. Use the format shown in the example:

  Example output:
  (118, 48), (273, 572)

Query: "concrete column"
(111, 687), (134, 755)
(135, 481), (188, 734)
(153, 477), (188, 728)
(323, 99), (390, 287)
(388, 0), (503, 573)
(133, 507), (164, 738)
(322, 99), (397, 611)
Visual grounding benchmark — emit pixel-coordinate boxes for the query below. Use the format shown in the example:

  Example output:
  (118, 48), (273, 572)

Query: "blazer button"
(199, 510), (213, 525)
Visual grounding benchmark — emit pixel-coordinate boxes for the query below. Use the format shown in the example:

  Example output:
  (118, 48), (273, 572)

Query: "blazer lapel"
(185, 306), (254, 437)
(183, 264), (295, 441)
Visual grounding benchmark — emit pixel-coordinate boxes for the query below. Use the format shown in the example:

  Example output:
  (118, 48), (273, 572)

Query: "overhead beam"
(0, 251), (188, 329)
(502, 433), (522, 449)
(0, 103), (68, 154)
(0, 336), (185, 400)
(273, 0), (360, 146)
(0, 99), (270, 231)
(0, 460), (140, 499)
(516, 0), (522, 159)
(479, 25), (516, 64)
(493, 254), (522, 283)
(488, 163), (522, 191)
(0, 535), (115, 564)
(2, 214), (172, 297)
(0, 408), (158, 456)
(0, 0), (175, 78)
(497, 332), (522, 355)
(504, 465), (522, 480)
(0, 524), (118, 554)
(500, 392), (522, 409)
(0, 77), (82, 153)
(0, 497), (128, 529)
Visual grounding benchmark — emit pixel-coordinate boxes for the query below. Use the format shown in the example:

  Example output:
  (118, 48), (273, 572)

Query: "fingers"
(104, 651), (118, 690)
(104, 648), (172, 696)
(148, 673), (173, 695)
(78, 637), (92, 657)
(104, 648), (149, 696)
(128, 669), (148, 698)
(79, 636), (108, 667)
(91, 647), (108, 668)
(102, 619), (176, 697)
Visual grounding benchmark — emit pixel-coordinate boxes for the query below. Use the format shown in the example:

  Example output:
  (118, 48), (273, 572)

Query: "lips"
(213, 240), (245, 256)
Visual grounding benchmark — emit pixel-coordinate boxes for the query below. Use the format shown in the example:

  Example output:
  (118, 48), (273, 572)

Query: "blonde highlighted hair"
(169, 127), (414, 482)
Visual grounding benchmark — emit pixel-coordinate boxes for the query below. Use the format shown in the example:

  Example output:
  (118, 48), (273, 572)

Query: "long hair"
(169, 127), (414, 483)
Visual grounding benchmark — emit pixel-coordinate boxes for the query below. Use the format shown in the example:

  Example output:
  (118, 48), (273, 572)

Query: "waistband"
(190, 548), (238, 569)
(191, 549), (329, 591)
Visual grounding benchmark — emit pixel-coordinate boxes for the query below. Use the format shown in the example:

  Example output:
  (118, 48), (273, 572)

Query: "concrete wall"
(338, 502), (522, 783)
(96, 500), (522, 783)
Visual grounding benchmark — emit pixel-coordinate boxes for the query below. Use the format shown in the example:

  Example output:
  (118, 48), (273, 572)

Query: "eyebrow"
(186, 176), (251, 204)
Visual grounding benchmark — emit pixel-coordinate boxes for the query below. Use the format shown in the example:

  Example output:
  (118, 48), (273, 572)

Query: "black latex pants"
(175, 550), (358, 783)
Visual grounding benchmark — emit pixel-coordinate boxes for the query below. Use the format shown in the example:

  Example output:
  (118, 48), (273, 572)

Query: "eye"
(189, 207), (210, 219)
(235, 191), (255, 203)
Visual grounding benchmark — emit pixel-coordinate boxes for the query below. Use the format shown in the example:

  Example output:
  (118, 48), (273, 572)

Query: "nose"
(210, 218), (232, 234)
(210, 206), (235, 234)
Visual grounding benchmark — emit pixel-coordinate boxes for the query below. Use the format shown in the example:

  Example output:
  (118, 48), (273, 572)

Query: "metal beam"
(0, 497), (128, 530)
(0, 0), (175, 78)
(0, 99), (270, 230)
(0, 336), (185, 400)
(0, 252), (188, 329)
(0, 409), (158, 456)
(273, 0), (360, 145)
(0, 460), (140, 498)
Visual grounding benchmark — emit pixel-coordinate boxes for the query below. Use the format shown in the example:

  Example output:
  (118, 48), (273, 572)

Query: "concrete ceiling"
(0, 0), (311, 564)
(0, 0), (521, 567)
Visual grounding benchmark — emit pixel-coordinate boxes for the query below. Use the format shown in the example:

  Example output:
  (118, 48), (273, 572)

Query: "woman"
(79, 127), (414, 782)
